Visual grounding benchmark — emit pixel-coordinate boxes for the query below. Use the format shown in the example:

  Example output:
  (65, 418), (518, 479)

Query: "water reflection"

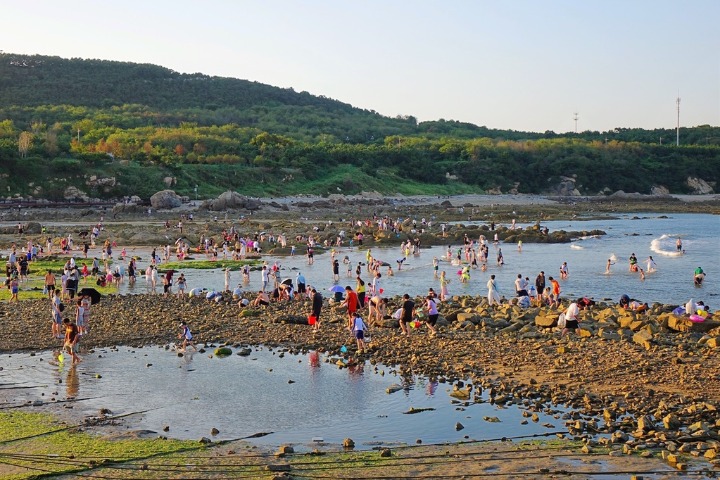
(65, 365), (80, 398)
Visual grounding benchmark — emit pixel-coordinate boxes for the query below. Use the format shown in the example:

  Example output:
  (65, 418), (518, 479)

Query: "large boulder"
(64, 186), (90, 202)
(203, 191), (261, 211)
(150, 190), (182, 209)
(686, 177), (714, 194)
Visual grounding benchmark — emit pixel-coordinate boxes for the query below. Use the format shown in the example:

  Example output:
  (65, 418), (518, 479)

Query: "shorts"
(258, 300), (269, 306)
(565, 319), (579, 330)
(426, 314), (439, 327)
(64, 341), (78, 353)
(297, 283), (306, 294)
(11, 287), (18, 294)
(53, 313), (62, 325)
(164, 285), (170, 293)
(354, 330), (365, 340)
(77, 317), (85, 328)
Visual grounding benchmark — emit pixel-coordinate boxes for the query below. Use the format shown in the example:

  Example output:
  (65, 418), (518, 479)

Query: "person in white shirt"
(561, 300), (580, 336)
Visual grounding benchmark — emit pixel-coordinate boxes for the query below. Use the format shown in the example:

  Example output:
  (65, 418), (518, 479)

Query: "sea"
(113, 212), (719, 308)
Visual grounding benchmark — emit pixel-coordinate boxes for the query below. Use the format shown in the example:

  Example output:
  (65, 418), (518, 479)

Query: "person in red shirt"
(549, 276), (561, 308)
(342, 286), (359, 321)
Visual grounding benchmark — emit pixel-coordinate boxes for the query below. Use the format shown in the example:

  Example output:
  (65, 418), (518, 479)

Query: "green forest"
(0, 53), (718, 200)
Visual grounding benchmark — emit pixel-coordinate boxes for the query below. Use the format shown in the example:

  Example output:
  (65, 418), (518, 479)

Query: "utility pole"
(573, 113), (579, 134)
(676, 95), (680, 146)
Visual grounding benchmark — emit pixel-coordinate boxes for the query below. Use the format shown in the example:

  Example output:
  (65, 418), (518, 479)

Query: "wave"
(570, 244), (584, 250)
(650, 234), (684, 257)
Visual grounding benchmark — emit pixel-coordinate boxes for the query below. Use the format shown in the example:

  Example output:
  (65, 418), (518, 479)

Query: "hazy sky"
(3, 0), (719, 133)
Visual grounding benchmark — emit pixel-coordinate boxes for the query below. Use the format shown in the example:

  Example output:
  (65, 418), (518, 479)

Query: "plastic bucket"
(308, 315), (316, 325)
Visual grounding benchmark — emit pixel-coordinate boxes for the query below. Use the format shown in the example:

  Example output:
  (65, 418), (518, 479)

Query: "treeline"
(0, 53), (718, 199)
(1, 117), (718, 196)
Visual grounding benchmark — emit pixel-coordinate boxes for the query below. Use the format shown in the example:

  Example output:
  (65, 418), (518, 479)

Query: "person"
(496, 248), (504, 266)
(63, 318), (81, 364)
(356, 276), (366, 308)
(224, 267), (231, 292)
(619, 294), (631, 309)
(367, 295), (387, 326)
(296, 272), (306, 300)
(310, 287), (323, 331)
(44, 270), (56, 298)
(432, 256), (439, 278)
(252, 290), (270, 307)
(694, 267), (706, 286)
(423, 295), (439, 336)
(487, 274), (501, 306)
(176, 273), (186, 297)
(349, 311), (368, 353)
(606, 258), (615, 274)
(332, 259), (340, 283)
(51, 288), (63, 339)
(535, 271), (546, 307)
(260, 265), (269, 292)
(646, 256), (657, 272)
(549, 276), (561, 308)
(399, 293), (415, 336)
(396, 257), (406, 271)
(439, 271), (450, 302)
(559, 262), (568, 279)
(177, 321), (197, 352)
(341, 286), (359, 321)
(75, 299), (86, 336)
(676, 237), (682, 252)
(561, 300), (580, 336)
(514, 274), (528, 297)
(629, 253), (638, 272)
(9, 275), (19, 302)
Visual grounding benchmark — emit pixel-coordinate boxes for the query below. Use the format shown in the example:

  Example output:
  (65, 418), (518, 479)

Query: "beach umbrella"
(78, 287), (102, 304)
(282, 278), (293, 286)
(328, 285), (345, 293)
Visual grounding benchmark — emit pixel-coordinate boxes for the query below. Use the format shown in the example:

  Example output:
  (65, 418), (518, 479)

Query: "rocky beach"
(1, 193), (719, 478)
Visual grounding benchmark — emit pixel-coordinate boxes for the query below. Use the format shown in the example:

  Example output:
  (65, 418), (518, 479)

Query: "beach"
(1, 194), (719, 477)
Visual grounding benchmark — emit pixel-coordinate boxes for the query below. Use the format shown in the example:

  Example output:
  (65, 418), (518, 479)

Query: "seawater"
(116, 213), (718, 307)
(0, 347), (566, 447)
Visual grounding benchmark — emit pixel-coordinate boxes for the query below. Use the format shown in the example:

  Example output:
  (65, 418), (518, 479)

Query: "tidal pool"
(1, 346), (569, 448)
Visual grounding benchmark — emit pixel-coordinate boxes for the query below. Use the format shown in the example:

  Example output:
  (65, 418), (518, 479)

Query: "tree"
(18, 131), (33, 158)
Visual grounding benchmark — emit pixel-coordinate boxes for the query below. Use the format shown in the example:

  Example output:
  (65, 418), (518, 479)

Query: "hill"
(0, 52), (718, 200)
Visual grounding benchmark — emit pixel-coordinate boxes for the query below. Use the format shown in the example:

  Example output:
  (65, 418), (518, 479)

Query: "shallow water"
(0, 347), (568, 447)
(114, 213), (718, 307)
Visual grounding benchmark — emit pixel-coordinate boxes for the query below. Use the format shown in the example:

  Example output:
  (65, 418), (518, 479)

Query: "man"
(310, 287), (323, 331)
(296, 272), (306, 300)
(561, 299), (580, 336)
(535, 271), (546, 307)
(342, 286), (359, 321)
(399, 293), (415, 336)
(514, 273), (528, 297)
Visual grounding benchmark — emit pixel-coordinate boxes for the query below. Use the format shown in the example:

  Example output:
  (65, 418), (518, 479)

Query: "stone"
(663, 414), (680, 430)
(150, 190), (182, 209)
(633, 330), (653, 350)
(380, 448), (392, 457)
(535, 314), (558, 328)
(343, 438), (355, 449)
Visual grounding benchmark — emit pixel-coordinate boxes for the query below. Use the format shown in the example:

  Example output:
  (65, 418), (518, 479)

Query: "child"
(177, 321), (197, 352)
(62, 318), (81, 364)
(349, 311), (368, 354)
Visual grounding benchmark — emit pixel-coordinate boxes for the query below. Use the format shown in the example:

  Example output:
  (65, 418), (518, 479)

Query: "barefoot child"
(177, 321), (197, 352)
(349, 311), (368, 353)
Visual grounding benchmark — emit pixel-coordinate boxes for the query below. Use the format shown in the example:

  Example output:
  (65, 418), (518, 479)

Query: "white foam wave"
(570, 244), (584, 250)
(650, 234), (684, 257)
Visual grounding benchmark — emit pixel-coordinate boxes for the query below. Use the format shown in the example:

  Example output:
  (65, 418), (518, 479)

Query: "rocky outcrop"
(202, 191), (261, 211)
(64, 186), (90, 202)
(651, 185), (670, 195)
(549, 176), (580, 196)
(686, 177), (714, 194)
(150, 190), (182, 209)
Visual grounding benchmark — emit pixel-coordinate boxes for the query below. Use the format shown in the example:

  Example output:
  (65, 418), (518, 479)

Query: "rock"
(214, 347), (233, 357)
(535, 314), (558, 328)
(633, 330), (653, 349)
(455, 422), (464, 431)
(150, 190), (182, 209)
(64, 186), (90, 202)
(210, 427), (219, 436)
(380, 448), (392, 457)
(265, 464), (291, 472)
(343, 438), (355, 449)
(277, 445), (294, 454)
(686, 177), (714, 194)
(204, 191), (262, 211)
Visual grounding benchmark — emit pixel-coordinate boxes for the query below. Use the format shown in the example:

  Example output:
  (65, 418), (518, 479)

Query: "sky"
(2, 0), (719, 133)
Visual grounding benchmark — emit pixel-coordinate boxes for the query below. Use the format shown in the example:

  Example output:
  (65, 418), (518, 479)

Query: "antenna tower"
(676, 95), (680, 146)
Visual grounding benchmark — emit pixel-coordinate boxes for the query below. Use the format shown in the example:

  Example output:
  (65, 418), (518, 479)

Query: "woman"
(423, 295), (439, 336)
(439, 271), (450, 302)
